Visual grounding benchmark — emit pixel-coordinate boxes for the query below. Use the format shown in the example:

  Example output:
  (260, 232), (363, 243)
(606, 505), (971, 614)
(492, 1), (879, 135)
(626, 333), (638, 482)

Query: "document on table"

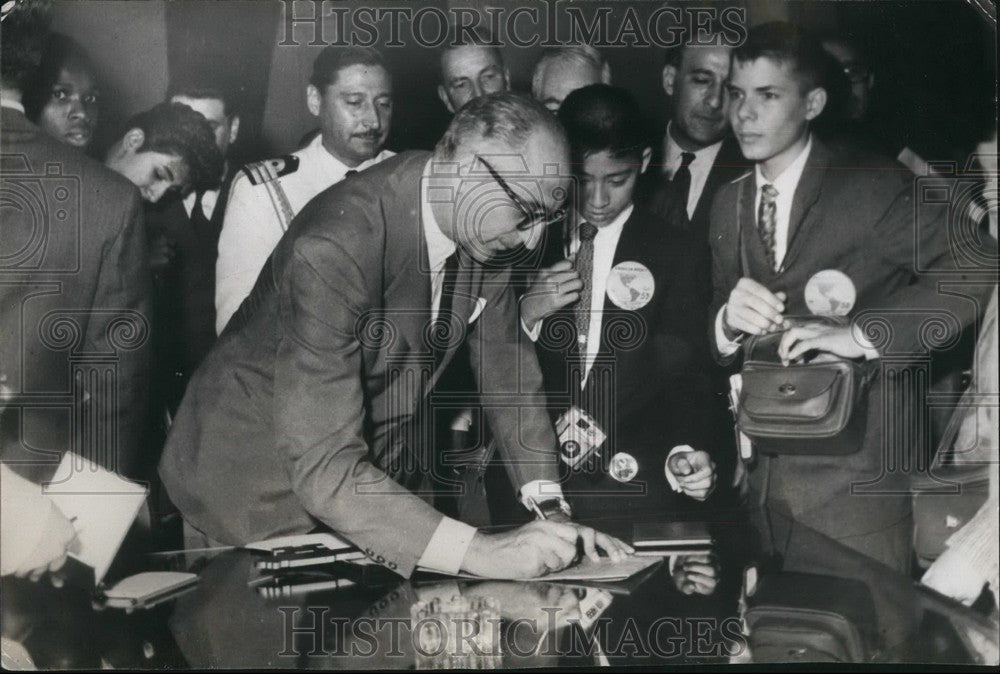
(44, 452), (148, 584)
(420, 554), (660, 582)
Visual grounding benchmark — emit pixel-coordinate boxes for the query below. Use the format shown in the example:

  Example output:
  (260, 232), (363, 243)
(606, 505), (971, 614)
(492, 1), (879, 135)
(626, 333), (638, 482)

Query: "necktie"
(190, 189), (210, 230)
(668, 151), (695, 227)
(757, 183), (779, 271)
(432, 252), (459, 369)
(574, 222), (599, 350)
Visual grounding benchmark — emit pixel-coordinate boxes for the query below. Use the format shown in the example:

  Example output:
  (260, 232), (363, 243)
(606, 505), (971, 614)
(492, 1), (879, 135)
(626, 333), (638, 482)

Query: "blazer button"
(388, 561), (397, 570)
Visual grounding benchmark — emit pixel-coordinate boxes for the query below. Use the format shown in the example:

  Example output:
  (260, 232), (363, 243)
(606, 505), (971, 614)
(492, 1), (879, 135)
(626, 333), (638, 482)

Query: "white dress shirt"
(215, 135), (394, 333)
(417, 162), (564, 573)
(662, 122), (725, 220)
(182, 185), (220, 222)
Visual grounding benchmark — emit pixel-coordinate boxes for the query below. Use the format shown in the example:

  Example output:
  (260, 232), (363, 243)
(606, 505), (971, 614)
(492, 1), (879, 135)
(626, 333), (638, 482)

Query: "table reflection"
(2, 507), (994, 669)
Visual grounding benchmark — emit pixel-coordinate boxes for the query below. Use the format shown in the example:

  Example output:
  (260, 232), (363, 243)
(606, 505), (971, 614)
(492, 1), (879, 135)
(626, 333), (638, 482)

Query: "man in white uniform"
(215, 46), (395, 333)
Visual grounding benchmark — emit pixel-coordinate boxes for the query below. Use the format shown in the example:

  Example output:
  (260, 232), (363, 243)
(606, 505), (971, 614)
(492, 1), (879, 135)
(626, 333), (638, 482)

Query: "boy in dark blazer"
(712, 23), (990, 572)
(521, 85), (725, 521)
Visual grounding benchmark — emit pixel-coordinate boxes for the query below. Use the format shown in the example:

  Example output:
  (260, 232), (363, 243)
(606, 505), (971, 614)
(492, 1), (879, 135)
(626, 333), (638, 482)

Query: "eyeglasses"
(476, 155), (565, 231)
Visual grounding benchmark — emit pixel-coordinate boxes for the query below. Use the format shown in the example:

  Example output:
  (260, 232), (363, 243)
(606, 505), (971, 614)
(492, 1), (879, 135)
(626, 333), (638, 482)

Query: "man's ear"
(229, 115), (241, 146)
(639, 147), (653, 174)
(804, 87), (828, 121)
(306, 84), (321, 117)
(437, 84), (455, 114)
(122, 128), (145, 152)
(662, 64), (678, 97)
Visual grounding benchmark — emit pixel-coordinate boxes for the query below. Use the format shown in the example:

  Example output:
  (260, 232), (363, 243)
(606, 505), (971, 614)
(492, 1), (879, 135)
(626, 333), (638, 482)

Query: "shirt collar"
(420, 159), (457, 272)
(576, 203), (633, 247)
(663, 121), (724, 172)
(305, 133), (387, 178)
(755, 135), (813, 195)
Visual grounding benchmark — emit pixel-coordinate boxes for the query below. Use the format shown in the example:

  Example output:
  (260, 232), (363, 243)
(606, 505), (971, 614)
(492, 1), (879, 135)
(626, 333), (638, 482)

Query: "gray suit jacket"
(708, 138), (991, 569)
(1, 107), (150, 481)
(159, 152), (559, 576)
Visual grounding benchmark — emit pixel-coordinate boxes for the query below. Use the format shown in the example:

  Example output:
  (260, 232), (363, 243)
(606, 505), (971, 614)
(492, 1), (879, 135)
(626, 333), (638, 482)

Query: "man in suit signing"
(712, 23), (988, 572)
(159, 92), (632, 579)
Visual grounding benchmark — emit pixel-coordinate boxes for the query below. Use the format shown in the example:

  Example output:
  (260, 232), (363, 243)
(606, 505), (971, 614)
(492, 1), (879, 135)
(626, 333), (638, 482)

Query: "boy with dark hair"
(712, 22), (988, 571)
(521, 84), (723, 519)
(105, 101), (223, 203)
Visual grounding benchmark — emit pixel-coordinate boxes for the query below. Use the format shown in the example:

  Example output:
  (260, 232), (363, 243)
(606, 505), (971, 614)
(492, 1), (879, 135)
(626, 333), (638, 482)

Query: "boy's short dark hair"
(309, 46), (388, 90)
(733, 21), (837, 93)
(166, 78), (236, 116)
(557, 84), (649, 164)
(124, 102), (224, 190)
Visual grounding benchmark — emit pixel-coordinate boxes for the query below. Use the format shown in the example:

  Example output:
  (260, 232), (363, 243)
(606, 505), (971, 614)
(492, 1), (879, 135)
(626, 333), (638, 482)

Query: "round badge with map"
(804, 269), (856, 316)
(606, 261), (655, 311)
(608, 452), (639, 483)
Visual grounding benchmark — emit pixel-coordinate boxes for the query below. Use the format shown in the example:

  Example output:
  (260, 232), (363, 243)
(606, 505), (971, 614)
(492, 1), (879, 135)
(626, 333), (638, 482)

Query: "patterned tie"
(574, 222), (599, 348)
(757, 183), (779, 271)
(667, 151), (695, 228)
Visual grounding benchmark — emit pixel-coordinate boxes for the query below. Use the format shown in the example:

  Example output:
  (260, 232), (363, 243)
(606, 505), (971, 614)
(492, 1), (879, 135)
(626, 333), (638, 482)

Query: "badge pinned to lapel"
(804, 269), (856, 317)
(606, 261), (655, 311)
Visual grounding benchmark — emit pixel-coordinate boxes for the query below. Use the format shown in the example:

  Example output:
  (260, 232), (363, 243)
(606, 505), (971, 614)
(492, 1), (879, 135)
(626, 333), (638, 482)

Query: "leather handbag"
(737, 319), (874, 455)
(744, 572), (877, 663)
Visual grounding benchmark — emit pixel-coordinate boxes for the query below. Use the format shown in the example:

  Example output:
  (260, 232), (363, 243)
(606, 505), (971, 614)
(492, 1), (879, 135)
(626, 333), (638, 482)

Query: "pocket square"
(468, 298), (487, 324)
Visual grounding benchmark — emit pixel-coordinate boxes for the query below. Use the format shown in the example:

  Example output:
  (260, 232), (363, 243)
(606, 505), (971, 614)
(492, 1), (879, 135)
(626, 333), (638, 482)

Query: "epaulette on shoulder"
(240, 155), (300, 186)
(729, 170), (753, 184)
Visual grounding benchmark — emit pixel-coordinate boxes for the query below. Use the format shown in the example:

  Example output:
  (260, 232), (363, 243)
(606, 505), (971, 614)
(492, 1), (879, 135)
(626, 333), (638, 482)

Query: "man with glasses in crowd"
(159, 92), (632, 579)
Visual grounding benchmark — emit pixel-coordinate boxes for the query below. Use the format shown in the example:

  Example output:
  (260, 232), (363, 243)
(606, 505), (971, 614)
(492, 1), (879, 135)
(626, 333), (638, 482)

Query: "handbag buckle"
(778, 382), (797, 395)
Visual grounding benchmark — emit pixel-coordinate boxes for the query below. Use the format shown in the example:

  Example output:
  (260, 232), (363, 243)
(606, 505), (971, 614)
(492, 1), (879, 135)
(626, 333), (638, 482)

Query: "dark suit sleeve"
(708, 183), (742, 366)
(470, 268), (560, 490)
(275, 225), (443, 578)
(862, 176), (991, 355)
(82, 190), (151, 478)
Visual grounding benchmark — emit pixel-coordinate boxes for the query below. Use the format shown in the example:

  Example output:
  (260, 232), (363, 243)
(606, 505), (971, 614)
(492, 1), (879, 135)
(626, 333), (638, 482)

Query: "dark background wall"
(51, 0), (996, 165)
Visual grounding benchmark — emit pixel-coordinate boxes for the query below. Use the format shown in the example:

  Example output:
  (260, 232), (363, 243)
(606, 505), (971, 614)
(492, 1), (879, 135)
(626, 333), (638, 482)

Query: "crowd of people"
(2, 1), (997, 613)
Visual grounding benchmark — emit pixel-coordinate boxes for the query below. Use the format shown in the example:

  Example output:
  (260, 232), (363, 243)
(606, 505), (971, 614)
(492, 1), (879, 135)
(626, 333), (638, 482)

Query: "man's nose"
(735, 98), (754, 122)
(359, 102), (381, 131)
(705, 82), (726, 111)
(589, 183), (609, 208)
(146, 182), (168, 204)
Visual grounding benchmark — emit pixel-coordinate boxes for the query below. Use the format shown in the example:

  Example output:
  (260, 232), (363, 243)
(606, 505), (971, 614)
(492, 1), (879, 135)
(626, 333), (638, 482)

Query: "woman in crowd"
(23, 32), (100, 152)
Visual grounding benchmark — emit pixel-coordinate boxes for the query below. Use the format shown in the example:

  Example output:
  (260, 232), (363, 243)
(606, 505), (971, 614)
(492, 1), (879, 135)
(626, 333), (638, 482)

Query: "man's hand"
(460, 521), (633, 579)
(666, 450), (717, 501)
(670, 553), (720, 596)
(778, 322), (867, 364)
(520, 259), (582, 332)
(723, 278), (786, 340)
(13, 507), (78, 585)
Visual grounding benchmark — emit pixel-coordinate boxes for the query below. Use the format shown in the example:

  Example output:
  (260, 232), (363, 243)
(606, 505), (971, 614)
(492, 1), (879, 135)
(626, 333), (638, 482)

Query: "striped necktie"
(758, 183), (779, 271)
(575, 222), (599, 348)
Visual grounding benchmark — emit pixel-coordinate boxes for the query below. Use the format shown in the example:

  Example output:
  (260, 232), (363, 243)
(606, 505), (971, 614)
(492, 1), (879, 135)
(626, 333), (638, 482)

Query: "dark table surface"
(2, 506), (997, 669)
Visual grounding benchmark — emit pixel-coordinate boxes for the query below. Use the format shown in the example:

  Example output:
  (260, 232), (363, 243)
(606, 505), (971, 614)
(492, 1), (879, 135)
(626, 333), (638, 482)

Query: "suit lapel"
(692, 135), (746, 227)
(781, 140), (829, 271)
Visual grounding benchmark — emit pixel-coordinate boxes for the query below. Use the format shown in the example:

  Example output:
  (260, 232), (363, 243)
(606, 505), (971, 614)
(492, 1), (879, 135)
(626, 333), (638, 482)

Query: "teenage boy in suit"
(712, 22), (988, 572)
(521, 84), (724, 520)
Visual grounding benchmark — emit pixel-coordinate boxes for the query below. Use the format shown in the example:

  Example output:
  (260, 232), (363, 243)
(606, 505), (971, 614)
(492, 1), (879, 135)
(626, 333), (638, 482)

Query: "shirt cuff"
(521, 317), (543, 342)
(417, 517), (477, 575)
(715, 305), (743, 356)
(519, 480), (565, 509)
(851, 322), (882, 360)
(663, 445), (696, 492)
